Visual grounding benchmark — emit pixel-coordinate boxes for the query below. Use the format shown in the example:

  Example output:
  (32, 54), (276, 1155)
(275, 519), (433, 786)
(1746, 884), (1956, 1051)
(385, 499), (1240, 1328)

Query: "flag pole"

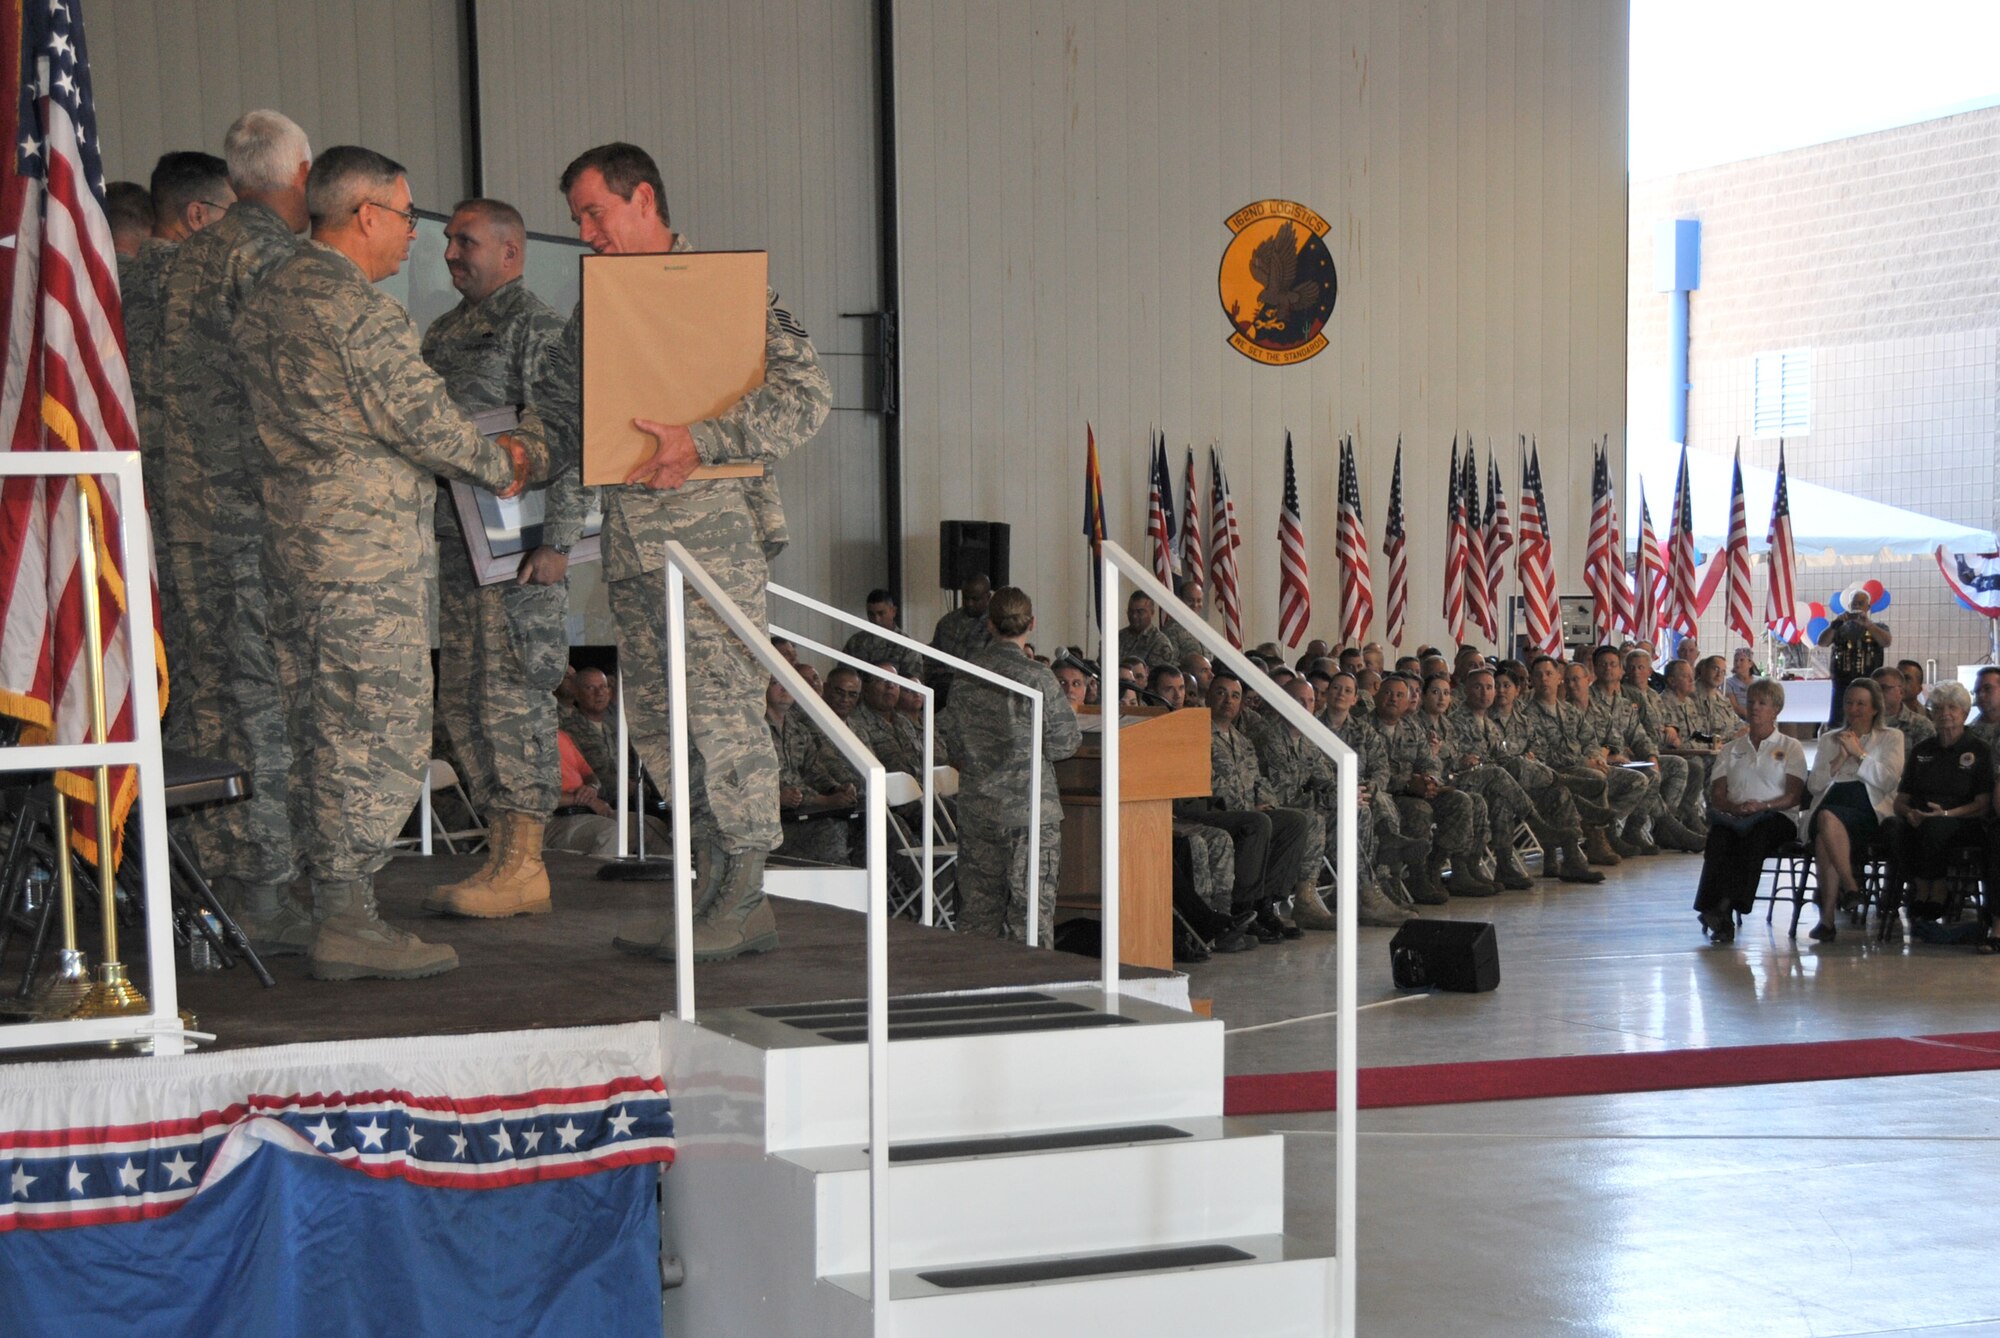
(72, 489), (147, 1018)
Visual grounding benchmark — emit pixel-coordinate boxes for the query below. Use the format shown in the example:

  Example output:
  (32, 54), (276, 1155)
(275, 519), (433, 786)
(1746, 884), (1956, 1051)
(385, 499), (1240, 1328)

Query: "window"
(1752, 349), (1811, 438)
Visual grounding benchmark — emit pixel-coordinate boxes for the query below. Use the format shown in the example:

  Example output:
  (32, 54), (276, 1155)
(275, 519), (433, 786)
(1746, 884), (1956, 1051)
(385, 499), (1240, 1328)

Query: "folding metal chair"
(883, 770), (960, 927)
(399, 758), (488, 856)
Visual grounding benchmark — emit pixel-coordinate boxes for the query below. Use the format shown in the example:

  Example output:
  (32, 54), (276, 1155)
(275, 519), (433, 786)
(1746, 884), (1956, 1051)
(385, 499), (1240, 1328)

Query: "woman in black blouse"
(1884, 682), (1991, 930)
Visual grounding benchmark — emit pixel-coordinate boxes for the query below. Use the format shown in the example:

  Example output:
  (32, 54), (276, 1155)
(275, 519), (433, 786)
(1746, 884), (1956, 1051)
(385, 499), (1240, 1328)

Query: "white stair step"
(825, 1233), (1337, 1338)
(767, 868), (869, 913)
(786, 1117), (1284, 1275)
(674, 989), (1221, 1150)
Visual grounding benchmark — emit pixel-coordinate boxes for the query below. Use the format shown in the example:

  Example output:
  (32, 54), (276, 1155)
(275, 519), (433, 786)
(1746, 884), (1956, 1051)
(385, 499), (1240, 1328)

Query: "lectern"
(1055, 706), (1213, 970)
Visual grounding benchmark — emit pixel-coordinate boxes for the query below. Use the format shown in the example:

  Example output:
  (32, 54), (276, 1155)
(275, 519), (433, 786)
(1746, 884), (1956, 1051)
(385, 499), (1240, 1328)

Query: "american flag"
(1177, 445), (1203, 589)
(1584, 442), (1632, 641)
(1384, 439), (1408, 646)
(1483, 447), (1512, 638)
(1665, 444), (1698, 636)
(1208, 445), (1243, 648)
(1516, 441), (1562, 657)
(0, 0), (150, 866)
(1724, 442), (1756, 645)
(1276, 432), (1310, 647)
(1081, 423), (1106, 626)
(1336, 434), (1372, 645)
(1461, 442), (1493, 641)
(1145, 430), (1176, 585)
(1766, 440), (1802, 643)
(1633, 486), (1666, 644)
(1441, 437), (1468, 643)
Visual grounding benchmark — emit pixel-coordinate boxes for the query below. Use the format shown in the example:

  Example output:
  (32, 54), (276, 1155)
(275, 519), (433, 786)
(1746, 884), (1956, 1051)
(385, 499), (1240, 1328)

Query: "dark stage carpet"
(1224, 1031), (2000, 1114)
(5, 854), (1162, 1059)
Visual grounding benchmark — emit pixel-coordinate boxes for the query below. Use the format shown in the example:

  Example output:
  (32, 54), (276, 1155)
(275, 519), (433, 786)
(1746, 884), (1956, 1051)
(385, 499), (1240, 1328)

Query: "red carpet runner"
(1224, 1030), (2000, 1115)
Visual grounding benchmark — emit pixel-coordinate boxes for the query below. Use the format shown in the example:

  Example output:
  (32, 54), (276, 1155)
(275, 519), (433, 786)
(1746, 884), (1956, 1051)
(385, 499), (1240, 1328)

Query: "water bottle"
(187, 912), (221, 972)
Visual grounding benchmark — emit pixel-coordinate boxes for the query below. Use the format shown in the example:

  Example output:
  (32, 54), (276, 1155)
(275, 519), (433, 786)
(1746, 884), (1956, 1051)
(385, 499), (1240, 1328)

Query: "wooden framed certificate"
(580, 250), (769, 486)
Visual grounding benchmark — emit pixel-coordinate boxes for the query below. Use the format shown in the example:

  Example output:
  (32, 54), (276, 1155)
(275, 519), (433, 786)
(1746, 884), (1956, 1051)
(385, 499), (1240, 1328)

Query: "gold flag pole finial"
(70, 488), (148, 1019)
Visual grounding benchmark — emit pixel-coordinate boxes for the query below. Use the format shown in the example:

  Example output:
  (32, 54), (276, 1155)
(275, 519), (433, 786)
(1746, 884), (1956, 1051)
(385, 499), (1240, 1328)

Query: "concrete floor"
(1192, 850), (2000, 1337)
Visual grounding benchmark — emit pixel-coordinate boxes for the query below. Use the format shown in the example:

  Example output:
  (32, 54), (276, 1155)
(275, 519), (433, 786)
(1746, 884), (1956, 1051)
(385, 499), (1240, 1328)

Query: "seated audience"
(1886, 682), (1992, 924)
(1692, 679), (1807, 944)
(1804, 678), (1904, 941)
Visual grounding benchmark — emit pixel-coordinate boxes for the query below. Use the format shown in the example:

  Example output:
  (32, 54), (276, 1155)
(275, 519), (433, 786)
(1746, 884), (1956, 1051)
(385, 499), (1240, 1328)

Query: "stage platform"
(1, 852), (1177, 1061)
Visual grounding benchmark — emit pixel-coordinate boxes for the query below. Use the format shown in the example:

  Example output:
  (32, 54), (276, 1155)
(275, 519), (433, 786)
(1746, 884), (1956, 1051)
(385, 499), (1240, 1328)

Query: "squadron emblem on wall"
(1218, 199), (1337, 366)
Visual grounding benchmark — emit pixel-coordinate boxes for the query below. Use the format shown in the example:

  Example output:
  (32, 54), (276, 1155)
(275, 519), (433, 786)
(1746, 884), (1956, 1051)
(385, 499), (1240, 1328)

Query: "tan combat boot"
(690, 850), (780, 962)
(1556, 842), (1606, 884)
(1291, 879), (1338, 931)
(428, 812), (553, 918)
(1583, 826), (1621, 866)
(421, 821), (508, 913)
(1358, 883), (1416, 926)
(613, 843), (716, 958)
(216, 877), (315, 957)
(309, 879), (459, 982)
(1493, 845), (1535, 891)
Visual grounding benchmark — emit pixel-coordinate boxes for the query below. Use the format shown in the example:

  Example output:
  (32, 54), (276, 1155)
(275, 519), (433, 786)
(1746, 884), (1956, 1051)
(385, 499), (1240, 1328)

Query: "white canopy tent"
(1629, 443), (1994, 558)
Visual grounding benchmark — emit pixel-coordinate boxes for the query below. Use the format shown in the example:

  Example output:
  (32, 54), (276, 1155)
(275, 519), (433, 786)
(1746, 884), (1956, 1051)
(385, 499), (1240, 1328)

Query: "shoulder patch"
(773, 306), (808, 340)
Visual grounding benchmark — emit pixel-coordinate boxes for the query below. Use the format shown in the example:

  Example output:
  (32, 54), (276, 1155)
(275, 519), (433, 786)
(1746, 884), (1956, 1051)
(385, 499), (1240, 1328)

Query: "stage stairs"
(661, 985), (1335, 1337)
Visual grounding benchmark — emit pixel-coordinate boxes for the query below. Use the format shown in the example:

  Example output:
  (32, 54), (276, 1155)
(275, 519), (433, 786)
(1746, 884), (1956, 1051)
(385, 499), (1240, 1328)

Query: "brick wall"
(1629, 105), (2000, 674)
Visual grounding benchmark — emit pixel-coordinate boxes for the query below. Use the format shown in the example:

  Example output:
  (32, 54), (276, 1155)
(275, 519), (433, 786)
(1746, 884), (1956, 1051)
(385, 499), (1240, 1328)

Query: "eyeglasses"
(358, 199), (419, 233)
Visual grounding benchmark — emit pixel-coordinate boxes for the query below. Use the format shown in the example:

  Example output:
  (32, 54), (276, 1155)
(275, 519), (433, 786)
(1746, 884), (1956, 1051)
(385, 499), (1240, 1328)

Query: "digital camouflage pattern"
(843, 628), (924, 681)
(854, 704), (926, 780)
(1376, 712), (1484, 859)
(235, 240), (536, 885)
(938, 640), (1082, 941)
(1449, 704), (1585, 847)
(422, 276), (570, 817)
(118, 238), (188, 728)
(1123, 622), (1179, 671)
(536, 232), (832, 855)
(929, 606), (992, 667)
(156, 201), (302, 889)
(1519, 696), (1646, 828)
(1257, 720), (1377, 890)
(560, 703), (618, 788)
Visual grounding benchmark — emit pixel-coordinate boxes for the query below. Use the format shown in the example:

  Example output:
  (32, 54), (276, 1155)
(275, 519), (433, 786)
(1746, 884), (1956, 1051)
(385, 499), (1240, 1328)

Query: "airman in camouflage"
(853, 667), (927, 779)
(843, 590), (926, 680)
(1121, 592), (1180, 670)
(768, 673), (854, 867)
(1583, 649), (1702, 852)
(1523, 657), (1645, 863)
(1162, 579), (1210, 665)
(927, 576), (992, 703)
(1615, 648), (1699, 847)
(420, 198), (576, 919)
(235, 146), (544, 981)
(539, 144), (832, 962)
(1257, 678), (1410, 927)
(1656, 658), (1735, 834)
(1323, 675), (1428, 911)
(1418, 674), (1542, 888)
(156, 112), (311, 946)
(937, 588), (1081, 944)
(121, 151), (234, 740)
(1871, 666), (1936, 757)
(1375, 676), (1500, 899)
(1453, 669), (1603, 883)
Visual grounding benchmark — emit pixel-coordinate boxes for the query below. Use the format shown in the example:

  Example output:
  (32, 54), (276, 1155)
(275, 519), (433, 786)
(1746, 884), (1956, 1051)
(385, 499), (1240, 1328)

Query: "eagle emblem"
(1219, 199), (1337, 366)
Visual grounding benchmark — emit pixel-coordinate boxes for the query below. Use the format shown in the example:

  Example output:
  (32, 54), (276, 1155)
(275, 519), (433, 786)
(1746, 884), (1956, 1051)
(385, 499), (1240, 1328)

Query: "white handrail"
(0, 452), (187, 1056)
(768, 582), (1047, 947)
(658, 543), (891, 1337)
(771, 626), (938, 927)
(1095, 540), (1356, 1335)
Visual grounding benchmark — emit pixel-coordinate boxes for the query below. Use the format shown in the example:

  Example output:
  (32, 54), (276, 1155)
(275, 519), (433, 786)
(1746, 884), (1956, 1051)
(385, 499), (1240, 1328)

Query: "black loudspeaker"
(1389, 920), (1499, 993)
(939, 520), (1012, 591)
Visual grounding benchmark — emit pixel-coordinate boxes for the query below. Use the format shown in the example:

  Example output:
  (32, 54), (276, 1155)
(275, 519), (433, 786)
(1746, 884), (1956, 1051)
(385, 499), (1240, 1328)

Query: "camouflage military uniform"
(422, 277), (573, 819)
(1518, 696), (1646, 828)
(235, 240), (541, 886)
(1257, 720), (1380, 891)
(854, 704), (925, 779)
(929, 606), (990, 665)
(559, 704), (618, 790)
(1379, 713), (1485, 865)
(1175, 819), (1237, 915)
(1334, 711), (1426, 883)
(1619, 682), (1695, 827)
(1584, 688), (1669, 834)
(537, 232), (832, 856)
(118, 237), (188, 725)
(1164, 618), (1206, 666)
(772, 712), (852, 865)
(843, 628), (924, 681)
(1123, 623), (1179, 670)
(1661, 689), (1742, 824)
(158, 201), (302, 892)
(1487, 701), (1605, 829)
(1886, 703), (1936, 755)
(937, 640), (1081, 943)
(1447, 704), (1584, 851)
(1177, 722), (1314, 912)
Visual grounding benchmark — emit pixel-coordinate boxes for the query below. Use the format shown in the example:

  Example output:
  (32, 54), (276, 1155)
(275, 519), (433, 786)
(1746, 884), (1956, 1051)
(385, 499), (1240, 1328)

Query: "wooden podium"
(1055, 706), (1212, 971)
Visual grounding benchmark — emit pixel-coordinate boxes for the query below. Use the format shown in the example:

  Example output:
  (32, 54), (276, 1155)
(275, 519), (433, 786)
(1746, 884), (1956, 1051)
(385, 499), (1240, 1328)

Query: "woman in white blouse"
(1804, 677), (1905, 942)
(1694, 679), (1808, 944)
